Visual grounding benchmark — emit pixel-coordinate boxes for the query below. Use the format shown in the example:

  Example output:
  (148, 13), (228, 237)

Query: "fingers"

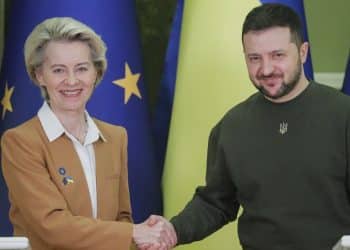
(162, 219), (177, 247)
(146, 215), (160, 227)
(138, 242), (162, 250)
(149, 215), (177, 249)
(133, 215), (178, 250)
(149, 215), (177, 247)
(138, 242), (167, 250)
(132, 222), (167, 248)
(155, 221), (172, 247)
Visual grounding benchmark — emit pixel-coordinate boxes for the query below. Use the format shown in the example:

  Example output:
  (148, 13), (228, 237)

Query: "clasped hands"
(133, 215), (177, 250)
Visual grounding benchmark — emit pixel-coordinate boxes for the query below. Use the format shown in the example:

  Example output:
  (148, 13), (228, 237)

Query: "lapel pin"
(63, 176), (74, 185)
(58, 167), (66, 176)
(58, 167), (74, 185)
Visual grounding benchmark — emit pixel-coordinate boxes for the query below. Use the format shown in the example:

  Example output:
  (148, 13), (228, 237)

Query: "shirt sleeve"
(170, 121), (239, 244)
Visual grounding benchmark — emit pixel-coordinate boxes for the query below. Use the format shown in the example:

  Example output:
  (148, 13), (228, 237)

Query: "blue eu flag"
(0, 0), (162, 235)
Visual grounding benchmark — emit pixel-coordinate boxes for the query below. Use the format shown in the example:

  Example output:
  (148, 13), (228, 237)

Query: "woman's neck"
(51, 106), (87, 144)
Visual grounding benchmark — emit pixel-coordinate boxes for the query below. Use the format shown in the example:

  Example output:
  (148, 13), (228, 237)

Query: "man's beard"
(254, 61), (302, 100)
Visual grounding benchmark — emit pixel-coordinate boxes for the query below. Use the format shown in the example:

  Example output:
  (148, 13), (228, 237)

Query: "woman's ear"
(35, 67), (45, 86)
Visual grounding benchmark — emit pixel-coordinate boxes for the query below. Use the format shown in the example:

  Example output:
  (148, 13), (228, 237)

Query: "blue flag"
(260, 0), (314, 80)
(152, 0), (184, 171)
(341, 53), (350, 94)
(0, 0), (162, 235)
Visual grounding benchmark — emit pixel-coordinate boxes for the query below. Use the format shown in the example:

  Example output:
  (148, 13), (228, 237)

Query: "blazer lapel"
(48, 135), (93, 217)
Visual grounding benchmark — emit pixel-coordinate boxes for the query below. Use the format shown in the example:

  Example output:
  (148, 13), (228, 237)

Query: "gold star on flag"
(1, 81), (15, 120)
(113, 63), (142, 104)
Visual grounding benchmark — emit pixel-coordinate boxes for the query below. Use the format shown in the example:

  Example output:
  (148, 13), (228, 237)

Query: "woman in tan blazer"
(1, 17), (168, 250)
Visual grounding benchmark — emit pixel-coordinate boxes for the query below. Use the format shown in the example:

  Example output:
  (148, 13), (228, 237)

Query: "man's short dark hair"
(242, 3), (304, 47)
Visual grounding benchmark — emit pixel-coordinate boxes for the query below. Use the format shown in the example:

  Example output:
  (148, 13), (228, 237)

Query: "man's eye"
(77, 67), (88, 72)
(274, 53), (285, 59)
(249, 56), (260, 63)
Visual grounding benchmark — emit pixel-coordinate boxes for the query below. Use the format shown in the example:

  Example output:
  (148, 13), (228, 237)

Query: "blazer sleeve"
(1, 128), (133, 250)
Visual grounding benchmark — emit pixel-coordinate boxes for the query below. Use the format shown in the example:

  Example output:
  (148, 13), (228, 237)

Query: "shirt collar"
(37, 102), (106, 144)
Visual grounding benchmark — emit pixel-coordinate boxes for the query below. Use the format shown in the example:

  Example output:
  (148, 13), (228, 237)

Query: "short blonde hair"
(24, 17), (107, 100)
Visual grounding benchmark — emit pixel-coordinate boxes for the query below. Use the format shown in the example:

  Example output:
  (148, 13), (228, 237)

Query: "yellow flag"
(162, 1), (260, 250)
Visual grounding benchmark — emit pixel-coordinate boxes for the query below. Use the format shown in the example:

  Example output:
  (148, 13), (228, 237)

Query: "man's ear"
(299, 42), (309, 64)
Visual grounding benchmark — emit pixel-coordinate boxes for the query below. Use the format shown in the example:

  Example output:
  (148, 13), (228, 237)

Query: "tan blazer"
(1, 116), (134, 250)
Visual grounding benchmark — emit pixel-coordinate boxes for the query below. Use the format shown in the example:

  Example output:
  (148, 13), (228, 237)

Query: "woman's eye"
(53, 68), (64, 73)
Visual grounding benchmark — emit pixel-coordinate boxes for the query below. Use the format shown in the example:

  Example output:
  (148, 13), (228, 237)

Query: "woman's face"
(35, 40), (97, 115)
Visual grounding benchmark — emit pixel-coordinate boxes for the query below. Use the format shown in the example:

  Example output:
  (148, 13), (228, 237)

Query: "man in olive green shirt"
(141, 3), (350, 250)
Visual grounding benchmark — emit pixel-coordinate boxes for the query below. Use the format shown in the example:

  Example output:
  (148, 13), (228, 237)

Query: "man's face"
(243, 27), (308, 102)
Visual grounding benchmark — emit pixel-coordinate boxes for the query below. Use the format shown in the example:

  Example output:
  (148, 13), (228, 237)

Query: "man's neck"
(265, 75), (309, 103)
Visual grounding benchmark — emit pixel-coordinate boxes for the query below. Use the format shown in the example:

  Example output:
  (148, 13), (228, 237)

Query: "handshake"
(133, 215), (178, 250)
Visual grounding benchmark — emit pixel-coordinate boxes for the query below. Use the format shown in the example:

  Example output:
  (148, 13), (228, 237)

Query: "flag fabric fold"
(0, 0), (162, 235)
(341, 53), (350, 94)
(152, 0), (184, 175)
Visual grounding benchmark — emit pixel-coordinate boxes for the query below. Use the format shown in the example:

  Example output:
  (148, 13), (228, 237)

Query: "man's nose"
(260, 59), (274, 76)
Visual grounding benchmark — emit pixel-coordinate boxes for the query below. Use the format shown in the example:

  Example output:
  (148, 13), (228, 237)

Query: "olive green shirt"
(171, 82), (350, 250)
